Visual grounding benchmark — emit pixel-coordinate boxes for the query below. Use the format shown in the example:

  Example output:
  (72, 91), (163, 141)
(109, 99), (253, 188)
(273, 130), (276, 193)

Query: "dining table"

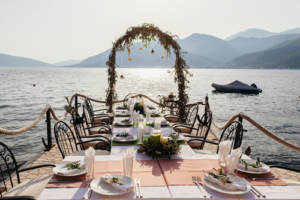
(38, 114), (300, 199)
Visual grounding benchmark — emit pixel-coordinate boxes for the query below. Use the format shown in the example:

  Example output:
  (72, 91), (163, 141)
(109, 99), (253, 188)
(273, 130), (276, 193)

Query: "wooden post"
(42, 110), (52, 151)
(75, 95), (78, 115)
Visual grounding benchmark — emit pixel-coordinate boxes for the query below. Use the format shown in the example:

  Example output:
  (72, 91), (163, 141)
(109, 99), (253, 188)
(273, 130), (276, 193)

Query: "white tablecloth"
(39, 129), (300, 199)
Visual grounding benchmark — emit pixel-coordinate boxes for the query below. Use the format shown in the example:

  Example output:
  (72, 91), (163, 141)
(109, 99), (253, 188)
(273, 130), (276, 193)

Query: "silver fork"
(137, 178), (143, 198)
(251, 185), (266, 198)
(192, 176), (208, 198)
(83, 182), (92, 200)
(196, 176), (211, 198)
(250, 188), (261, 198)
(134, 178), (140, 199)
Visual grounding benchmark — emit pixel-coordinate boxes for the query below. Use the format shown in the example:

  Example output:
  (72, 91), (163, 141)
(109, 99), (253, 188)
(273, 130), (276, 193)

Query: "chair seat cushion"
(188, 140), (204, 148)
(174, 126), (191, 133)
(89, 127), (110, 135)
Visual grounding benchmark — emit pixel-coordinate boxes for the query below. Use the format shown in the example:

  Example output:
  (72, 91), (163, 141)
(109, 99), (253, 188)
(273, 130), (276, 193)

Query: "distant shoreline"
(1, 65), (300, 70)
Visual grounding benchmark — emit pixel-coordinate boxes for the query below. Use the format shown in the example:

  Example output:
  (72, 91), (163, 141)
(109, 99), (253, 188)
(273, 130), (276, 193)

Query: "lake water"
(0, 67), (300, 169)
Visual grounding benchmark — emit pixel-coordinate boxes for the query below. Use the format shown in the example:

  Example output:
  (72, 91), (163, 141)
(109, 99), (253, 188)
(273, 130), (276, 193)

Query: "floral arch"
(106, 24), (190, 121)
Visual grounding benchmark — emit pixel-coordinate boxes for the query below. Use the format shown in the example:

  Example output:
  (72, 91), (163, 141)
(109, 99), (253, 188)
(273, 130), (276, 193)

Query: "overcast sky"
(1, 0), (300, 63)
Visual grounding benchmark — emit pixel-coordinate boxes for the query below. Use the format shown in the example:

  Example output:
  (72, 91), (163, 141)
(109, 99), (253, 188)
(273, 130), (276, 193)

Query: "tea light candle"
(160, 136), (169, 144)
(151, 130), (162, 144)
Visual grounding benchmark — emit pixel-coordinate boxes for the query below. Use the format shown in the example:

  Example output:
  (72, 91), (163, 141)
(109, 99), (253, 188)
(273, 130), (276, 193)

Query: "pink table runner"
(46, 158), (286, 188)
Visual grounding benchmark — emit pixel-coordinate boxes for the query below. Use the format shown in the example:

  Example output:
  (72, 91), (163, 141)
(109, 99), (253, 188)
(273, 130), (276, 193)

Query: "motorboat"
(212, 80), (262, 94)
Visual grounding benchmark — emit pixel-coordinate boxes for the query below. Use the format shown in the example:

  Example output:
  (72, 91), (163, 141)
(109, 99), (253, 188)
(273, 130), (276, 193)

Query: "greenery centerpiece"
(138, 132), (181, 159)
(134, 101), (145, 115)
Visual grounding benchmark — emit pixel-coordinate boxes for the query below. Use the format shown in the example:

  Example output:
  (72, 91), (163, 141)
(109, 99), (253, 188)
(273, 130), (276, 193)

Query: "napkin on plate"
(100, 174), (132, 192)
(55, 161), (85, 176)
(238, 159), (269, 173)
(84, 147), (95, 180)
(204, 173), (247, 191)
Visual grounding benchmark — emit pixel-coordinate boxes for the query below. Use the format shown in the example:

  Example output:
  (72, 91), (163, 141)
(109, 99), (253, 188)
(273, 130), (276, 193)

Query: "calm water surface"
(0, 67), (300, 168)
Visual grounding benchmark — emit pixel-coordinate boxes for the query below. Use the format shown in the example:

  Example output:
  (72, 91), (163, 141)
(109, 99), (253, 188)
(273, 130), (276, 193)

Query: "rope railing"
(0, 93), (201, 135)
(0, 105), (67, 135)
(130, 93), (204, 108)
(2, 93), (299, 153)
(212, 113), (300, 152)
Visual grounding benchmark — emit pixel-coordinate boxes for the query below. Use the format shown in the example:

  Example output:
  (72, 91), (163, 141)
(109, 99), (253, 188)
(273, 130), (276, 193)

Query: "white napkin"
(146, 111), (151, 122)
(100, 174), (132, 192)
(204, 173), (247, 191)
(123, 148), (135, 177)
(131, 111), (139, 125)
(129, 104), (134, 117)
(154, 118), (161, 130)
(55, 161), (85, 176)
(84, 147), (95, 180)
(226, 147), (242, 174)
(218, 140), (232, 167)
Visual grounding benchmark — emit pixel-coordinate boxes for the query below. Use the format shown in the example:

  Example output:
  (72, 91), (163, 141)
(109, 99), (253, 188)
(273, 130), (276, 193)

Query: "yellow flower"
(161, 56), (164, 60)
(139, 48), (143, 51)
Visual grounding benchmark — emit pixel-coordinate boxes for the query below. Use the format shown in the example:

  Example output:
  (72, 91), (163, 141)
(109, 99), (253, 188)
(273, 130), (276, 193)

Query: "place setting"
(196, 141), (256, 198)
(90, 148), (140, 199)
(47, 147), (95, 189)
(113, 118), (134, 127)
(112, 128), (138, 144)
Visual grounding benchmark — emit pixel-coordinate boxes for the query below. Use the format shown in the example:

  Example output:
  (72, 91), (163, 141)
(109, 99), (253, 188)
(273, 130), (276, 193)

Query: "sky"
(1, 0), (300, 63)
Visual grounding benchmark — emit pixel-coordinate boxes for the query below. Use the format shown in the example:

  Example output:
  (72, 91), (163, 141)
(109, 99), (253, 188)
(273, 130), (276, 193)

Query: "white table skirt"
(38, 139), (300, 199)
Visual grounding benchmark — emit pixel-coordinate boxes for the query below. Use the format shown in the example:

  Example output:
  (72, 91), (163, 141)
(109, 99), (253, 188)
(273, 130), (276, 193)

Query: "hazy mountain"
(229, 38), (300, 68)
(280, 27), (300, 35)
(228, 34), (300, 55)
(226, 28), (276, 41)
(79, 34), (236, 67)
(0, 53), (52, 67)
(54, 59), (81, 66)
(178, 33), (239, 63)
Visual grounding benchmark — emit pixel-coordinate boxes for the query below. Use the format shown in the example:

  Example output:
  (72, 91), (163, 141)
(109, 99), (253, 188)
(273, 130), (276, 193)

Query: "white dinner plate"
(113, 135), (137, 143)
(237, 159), (270, 174)
(167, 133), (185, 142)
(203, 173), (251, 195)
(53, 161), (86, 177)
(114, 119), (133, 127)
(91, 175), (134, 196)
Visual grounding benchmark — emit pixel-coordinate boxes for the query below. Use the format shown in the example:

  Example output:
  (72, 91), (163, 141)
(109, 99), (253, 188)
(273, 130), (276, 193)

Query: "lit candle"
(160, 136), (169, 144)
(151, 130), (162, 144)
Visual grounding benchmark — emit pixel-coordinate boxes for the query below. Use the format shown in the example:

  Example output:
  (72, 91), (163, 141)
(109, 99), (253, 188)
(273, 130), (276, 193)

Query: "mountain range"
(1, 27), (300, 68)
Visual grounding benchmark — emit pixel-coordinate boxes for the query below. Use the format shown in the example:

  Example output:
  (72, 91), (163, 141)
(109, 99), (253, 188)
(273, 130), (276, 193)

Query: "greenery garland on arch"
(106, 23), (190, 121)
